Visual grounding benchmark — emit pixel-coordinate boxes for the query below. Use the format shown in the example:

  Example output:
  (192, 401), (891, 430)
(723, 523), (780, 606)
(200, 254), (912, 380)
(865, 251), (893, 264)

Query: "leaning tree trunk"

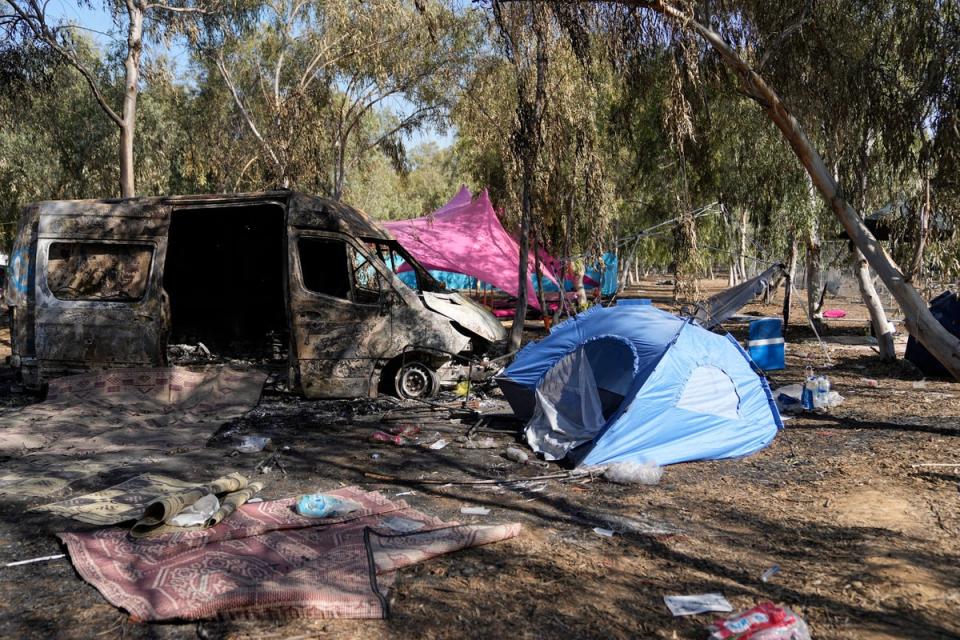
(642, 0), (960, 380)
(852, 247), (896, 361)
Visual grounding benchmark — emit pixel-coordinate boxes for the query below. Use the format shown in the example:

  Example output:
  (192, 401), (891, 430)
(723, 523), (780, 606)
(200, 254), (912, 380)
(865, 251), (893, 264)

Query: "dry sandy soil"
(0, 280), (958, 640)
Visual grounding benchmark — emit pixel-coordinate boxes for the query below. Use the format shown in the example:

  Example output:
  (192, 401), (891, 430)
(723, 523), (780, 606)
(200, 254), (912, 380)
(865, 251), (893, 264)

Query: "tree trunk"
(852, 247), (896, 361)
(908, 177), (931, 284)
(782, 232), (798, 335)
(804, 225), (822, 320)
(119, 1), (144, 198)
(533, 235), (550, 331)
(507, 3), (547, 351)
(510, 182), (532, 351)
(738, 207), (748, 281)
(644, 0), (960, 379)
(573, 264), (587, 309)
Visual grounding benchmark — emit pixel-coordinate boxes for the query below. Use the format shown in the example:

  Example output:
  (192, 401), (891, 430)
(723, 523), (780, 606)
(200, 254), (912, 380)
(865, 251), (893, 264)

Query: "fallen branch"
(363, 470), (580, 485)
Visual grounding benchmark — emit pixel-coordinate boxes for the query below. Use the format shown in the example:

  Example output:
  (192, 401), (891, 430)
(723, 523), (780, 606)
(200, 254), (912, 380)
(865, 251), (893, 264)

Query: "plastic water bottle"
(816, 375), (831, 408)
(801, 367), (816, 411)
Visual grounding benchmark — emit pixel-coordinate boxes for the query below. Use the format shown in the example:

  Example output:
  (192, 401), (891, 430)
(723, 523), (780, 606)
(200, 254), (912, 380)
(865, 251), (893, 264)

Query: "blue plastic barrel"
(748, 318), (785, 370)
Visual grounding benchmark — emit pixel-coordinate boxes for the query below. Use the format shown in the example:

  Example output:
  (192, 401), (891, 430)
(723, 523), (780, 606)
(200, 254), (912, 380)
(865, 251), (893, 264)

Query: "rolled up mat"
(131, 472), (249, 537)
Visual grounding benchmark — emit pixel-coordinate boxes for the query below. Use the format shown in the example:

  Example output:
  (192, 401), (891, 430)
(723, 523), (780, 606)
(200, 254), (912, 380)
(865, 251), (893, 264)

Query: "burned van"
(4, 191), (507, 398)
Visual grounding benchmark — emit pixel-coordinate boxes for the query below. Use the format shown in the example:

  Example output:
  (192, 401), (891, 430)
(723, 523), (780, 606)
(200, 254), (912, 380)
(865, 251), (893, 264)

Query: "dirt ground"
(1, 279), (959, 640)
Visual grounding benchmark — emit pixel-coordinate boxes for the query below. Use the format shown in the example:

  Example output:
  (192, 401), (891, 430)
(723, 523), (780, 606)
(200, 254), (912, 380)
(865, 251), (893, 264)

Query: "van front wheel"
(393, 361), (438, 399)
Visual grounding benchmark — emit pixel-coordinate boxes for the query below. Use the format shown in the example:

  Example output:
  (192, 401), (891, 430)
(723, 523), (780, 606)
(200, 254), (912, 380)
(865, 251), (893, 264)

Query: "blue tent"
(496, 303), (782, 466)
(539, 252), (619, 297)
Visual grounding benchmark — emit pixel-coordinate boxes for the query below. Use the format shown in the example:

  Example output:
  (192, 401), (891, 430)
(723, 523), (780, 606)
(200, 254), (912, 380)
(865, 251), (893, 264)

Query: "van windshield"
(363, 239), (445, 293)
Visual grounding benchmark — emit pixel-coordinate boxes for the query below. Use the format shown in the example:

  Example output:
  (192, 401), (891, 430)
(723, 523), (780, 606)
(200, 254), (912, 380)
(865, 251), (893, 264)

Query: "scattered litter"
(370, 431), (407, 446)
(379, 516), (426, 533)
(594, 513), (683, 537)
(592, 527), (615, 537)
(460, 506), (490, 516)
(169, 494), (220, 528)
(774, 384), (803, 413)
(461, 436), (498, 449)
(760, 564), (781, 582)
(296, 493), (362, 518)
(601, 461), (662, 485)
(4, 554), (66, 568)
(707, 602), (810, 639)
(664, 593), (733, 616)
(371, 453), (381, 460)
(395, 491), (416, 497)
(505, 446), (529, 464)
(859, 377), (879, 388)
(236, 435), (271, 453)
(385, 423), (421, 437)
(429, 438), (449, 450)
(455, 380), (471, 397)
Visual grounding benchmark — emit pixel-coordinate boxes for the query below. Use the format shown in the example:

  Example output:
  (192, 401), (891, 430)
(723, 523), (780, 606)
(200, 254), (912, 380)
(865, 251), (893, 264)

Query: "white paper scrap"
(429, 439), (449, 450)
(460, 506), (490, 516)
(592, 527), (615, 537)
(663, 593), (733, 616)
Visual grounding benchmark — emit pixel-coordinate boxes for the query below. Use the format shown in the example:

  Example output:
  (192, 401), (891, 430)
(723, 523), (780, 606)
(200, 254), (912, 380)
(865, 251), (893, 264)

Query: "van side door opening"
(163, 204), (288, 361)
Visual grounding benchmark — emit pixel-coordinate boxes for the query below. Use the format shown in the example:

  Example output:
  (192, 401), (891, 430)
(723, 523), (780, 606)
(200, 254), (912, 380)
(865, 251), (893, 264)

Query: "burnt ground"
(0, 279), (959, 640)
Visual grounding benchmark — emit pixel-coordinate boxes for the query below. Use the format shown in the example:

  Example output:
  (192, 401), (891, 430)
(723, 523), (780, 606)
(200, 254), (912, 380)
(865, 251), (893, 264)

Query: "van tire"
(393, 361), (438, 399)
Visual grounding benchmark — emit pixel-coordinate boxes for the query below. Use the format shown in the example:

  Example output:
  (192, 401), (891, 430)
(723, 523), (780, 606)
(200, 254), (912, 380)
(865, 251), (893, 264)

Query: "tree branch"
(215, 53), (282, 170)
(4, 0), (123, 127)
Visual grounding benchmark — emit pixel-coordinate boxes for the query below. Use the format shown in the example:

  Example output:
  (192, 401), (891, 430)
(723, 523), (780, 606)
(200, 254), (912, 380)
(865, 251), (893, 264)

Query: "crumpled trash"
(385, 423), (421, 437)
(236, 436), (271, 453)
(370, 431), (407, 446)
(664, 593), (733, 616)
(169, 494), (220, 528)
(773, 384), (803, 413)
(460, 436), (498, 449)
(505, 446), (529, 464)
(428, 438), (448, 450)
(296, 493), (362, 518)
(601, 461), (662, 485)
(707, 602), (811, 639)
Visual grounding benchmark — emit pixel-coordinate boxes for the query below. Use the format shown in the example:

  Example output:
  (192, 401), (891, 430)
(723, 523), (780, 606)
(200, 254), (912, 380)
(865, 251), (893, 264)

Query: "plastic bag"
(169, 493), (220, 528)
(602, 461), (662, 485)
(707, 602), (811, 639)
(296, 494), (362, 518)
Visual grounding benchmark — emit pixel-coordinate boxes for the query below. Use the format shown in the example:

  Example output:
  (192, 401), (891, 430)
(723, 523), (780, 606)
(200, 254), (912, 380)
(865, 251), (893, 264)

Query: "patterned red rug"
(59, 486), (522, 621)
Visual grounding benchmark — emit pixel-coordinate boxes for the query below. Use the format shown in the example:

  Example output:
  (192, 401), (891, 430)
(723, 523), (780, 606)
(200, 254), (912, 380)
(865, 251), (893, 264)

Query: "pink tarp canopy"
(385, 186), (557, 309)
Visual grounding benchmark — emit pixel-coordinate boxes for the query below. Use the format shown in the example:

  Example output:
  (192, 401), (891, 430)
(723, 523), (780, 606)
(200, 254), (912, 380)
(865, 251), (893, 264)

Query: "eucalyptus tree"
(1, 0), (212, 197)
(198, 0), (478, 197)
(608, 0), (960, 378)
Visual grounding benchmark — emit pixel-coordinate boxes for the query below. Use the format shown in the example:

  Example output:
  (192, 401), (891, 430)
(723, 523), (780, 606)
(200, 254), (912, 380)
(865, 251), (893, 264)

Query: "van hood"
(421, 292), (507, 344)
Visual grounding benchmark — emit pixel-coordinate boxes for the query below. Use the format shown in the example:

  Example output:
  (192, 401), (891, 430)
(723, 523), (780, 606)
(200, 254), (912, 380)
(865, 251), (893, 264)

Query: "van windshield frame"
(362, 238), (445, 293)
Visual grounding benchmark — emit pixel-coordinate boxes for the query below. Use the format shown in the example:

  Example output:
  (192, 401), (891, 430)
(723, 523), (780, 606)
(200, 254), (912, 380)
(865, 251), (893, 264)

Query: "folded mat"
(59, 486), (522, 621)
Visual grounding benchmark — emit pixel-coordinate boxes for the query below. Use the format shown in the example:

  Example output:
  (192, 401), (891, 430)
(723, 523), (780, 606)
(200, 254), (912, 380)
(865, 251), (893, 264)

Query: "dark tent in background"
(906, 291), (960, 377)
